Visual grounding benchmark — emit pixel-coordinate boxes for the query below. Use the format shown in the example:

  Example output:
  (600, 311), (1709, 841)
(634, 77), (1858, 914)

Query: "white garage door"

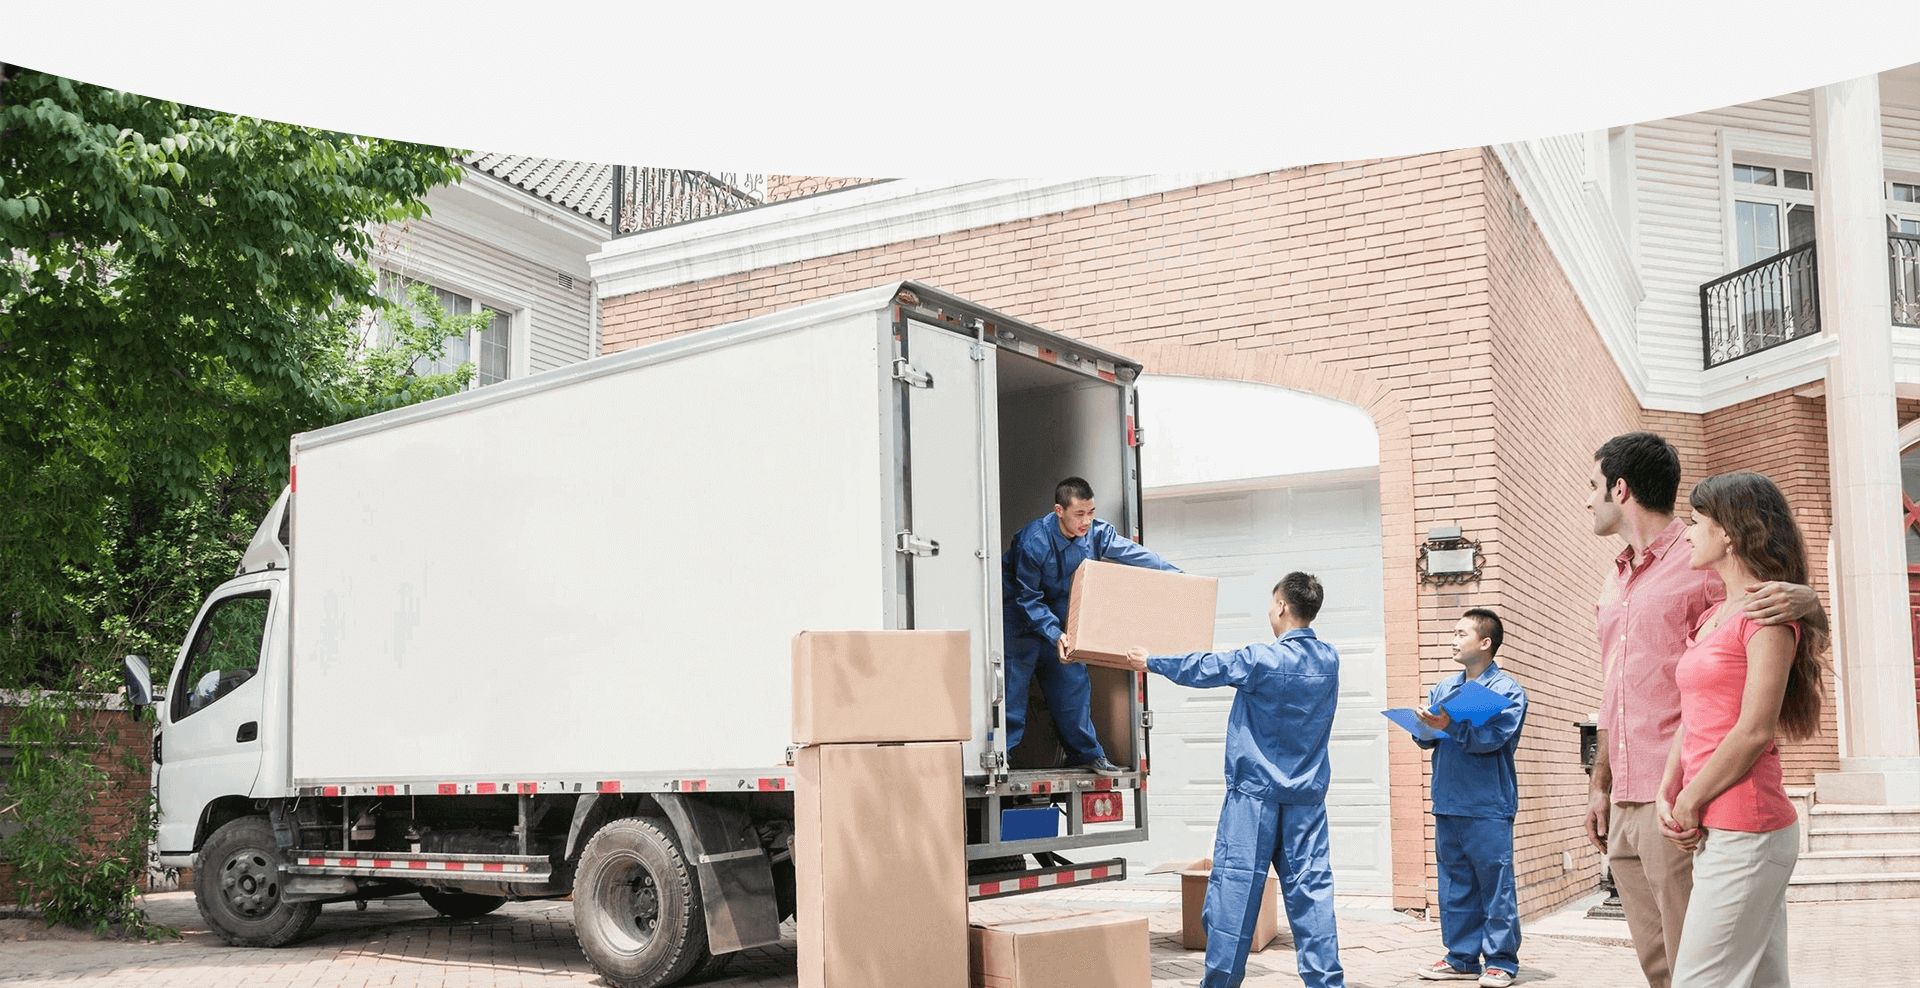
(1135, 476), (1391, 893)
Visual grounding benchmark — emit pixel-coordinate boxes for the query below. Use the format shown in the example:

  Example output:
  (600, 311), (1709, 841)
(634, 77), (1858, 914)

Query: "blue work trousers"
(1434, 814), (1521, 975)
(1201, 788), (1345, 988)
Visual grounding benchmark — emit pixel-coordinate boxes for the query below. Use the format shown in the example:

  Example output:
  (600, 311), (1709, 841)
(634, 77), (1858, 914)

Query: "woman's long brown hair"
(1688, 471), (1831, 741)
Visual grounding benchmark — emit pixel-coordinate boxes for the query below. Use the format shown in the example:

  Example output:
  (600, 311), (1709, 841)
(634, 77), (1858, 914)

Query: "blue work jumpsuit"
(1416, 662), (1529, 976)
(1148, 629), (1346, 988)
(1002, 514), (1176, 763)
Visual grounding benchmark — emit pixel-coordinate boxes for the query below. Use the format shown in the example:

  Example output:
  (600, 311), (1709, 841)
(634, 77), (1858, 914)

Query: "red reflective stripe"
(483, 862), (504, 872)
(446, 862), (464, 871)
(517, 782), (537, 794)
(1094, 778), (1113, 791)
(476, 782), (497, 794)
(374, 859), (393, 869)
(757, 778), (785, 791)
(376, 785), (396, 796)
(1098, 369), (1117, 383)
(976, 881), (999, 896)
(321, 786), (340, 797)
(1018, 877), (1039, 890)
(1037, 347), (1059, 363)
(304, 857), (323, 866)
(437, 783), (458, 795)
(597, 780), (622, 793)
(339, 858), (357, 868)
(1033, 781), (1052, 794)
(289, 465), (297, 493)
(408, 861), (427, 870)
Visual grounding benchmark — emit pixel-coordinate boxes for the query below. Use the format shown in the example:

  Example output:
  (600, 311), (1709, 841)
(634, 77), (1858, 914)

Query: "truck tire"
(421, 890), (508, 919)
(685, 947), (735, 982)
(194, 817), (320, 947)
(574, 817), (708, 988)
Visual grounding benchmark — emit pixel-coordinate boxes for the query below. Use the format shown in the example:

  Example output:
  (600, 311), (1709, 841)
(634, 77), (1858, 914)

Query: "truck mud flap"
(967, 856), (1127, 901)
(656, 794), (782, 954)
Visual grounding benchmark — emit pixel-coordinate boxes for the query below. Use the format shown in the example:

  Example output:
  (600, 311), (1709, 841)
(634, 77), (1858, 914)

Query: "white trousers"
(1672, 822), (1799, 988)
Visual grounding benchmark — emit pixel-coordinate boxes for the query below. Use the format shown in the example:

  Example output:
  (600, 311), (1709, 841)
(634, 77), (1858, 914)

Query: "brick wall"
(1700, 391), (1840, 785)
(0, 698), (158, 905)
(1481, 155), (1642, 911)
(765, 176), (878, 202)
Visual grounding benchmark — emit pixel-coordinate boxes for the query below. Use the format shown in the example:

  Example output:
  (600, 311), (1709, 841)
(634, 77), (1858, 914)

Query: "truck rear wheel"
(421, 890), (508, 919)
(573, 817), (708, 988)
(195, 817), (320, 947)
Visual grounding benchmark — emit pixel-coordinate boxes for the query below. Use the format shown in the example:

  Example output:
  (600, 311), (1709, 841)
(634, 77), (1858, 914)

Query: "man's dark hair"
(1463, 608), (1505, 657)
(1271, 572), (1324, 623)
(1594, 432), (1681, 513)
(1054, 477), (1095, 507)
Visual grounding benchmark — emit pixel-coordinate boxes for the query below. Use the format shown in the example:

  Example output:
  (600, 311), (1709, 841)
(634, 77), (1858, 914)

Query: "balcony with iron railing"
(608, 167), (767, 235)
(1701, 234), (1920, 368)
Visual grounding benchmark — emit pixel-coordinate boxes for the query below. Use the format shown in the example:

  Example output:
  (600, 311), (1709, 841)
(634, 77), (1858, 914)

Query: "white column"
(1811, 75), (1920, 805)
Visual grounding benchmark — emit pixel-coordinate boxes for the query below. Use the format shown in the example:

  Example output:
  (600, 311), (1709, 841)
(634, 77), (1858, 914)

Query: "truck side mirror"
(122, 655), (157, 716)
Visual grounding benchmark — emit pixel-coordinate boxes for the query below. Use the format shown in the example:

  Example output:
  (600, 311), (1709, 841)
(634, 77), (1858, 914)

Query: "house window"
(1891, 182), (1920, 236)
(1731, 162), (1816, 267)
(377, 272), (515, 387)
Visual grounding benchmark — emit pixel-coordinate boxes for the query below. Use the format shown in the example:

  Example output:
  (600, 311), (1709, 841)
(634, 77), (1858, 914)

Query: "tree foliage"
(0, 66), (479, 688)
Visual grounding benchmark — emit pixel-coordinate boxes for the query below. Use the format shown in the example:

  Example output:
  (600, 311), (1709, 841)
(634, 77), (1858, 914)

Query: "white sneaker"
(1478, 969), (1515, 987)
(1417, 960), (1480, 981)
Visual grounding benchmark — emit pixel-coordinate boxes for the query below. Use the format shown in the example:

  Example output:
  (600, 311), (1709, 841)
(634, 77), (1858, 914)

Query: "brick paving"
(3, 883), (1914, 987)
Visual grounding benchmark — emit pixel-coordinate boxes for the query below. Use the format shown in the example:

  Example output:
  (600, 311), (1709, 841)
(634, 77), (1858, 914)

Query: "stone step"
(1807, 806), (1920, 831)
(1794, 849), (1920, 876)
(1787, 871), (1920, 902)
(1806, 826), (1920, 852)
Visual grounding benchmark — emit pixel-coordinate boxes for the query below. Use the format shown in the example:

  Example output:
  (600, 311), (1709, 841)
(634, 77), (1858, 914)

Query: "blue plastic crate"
(1000, 805), (1061, 841)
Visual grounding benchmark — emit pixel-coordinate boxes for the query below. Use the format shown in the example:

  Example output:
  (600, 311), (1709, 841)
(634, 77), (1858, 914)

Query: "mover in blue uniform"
(1003, 476), (1177, 776)
(1124, 572), (1346, 988)
(1414, 608), (1529, 988)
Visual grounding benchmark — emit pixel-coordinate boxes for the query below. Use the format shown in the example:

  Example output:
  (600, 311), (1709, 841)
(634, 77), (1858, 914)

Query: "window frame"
(169, 590), (273, 723)
(374, 269), (528, 389)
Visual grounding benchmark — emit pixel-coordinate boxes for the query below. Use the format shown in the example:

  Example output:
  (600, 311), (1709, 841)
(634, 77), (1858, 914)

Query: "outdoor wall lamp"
(1418, 525), (1483, 585)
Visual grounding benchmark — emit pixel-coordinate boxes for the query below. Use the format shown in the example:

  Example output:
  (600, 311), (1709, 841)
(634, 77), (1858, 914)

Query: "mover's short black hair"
(1594, 432), (1682, 513)
(1272, 572), (1324, 623)
(1463, 608), (1505, 657)
(1054, 477), (1095, 507)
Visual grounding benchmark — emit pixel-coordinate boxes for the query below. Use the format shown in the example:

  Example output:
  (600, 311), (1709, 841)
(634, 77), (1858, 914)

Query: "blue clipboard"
(1436, 680), (1517, 726)
(1381, 707), (1445, 741)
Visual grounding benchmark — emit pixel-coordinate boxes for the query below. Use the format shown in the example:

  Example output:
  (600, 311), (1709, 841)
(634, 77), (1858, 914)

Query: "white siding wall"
(372, 213), (598, 377)
(1632, 95), (1920, 394)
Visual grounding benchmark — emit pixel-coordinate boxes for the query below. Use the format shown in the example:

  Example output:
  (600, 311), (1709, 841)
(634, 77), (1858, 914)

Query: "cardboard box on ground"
(1146, 858), (1283, 953)
(968, 910), (1152, 988)
(1064, 561), (1218, 669)
(791, 629), (970, 744)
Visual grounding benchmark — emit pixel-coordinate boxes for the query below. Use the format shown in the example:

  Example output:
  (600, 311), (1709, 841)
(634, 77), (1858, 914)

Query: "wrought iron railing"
(1700, 242), (1820, 369)
(609, 167), (766, 235)
(1893, 233), (1920, 328)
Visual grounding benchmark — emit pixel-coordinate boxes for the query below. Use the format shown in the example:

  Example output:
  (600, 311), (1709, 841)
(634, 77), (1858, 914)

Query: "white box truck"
(123, 283), (1159, 987)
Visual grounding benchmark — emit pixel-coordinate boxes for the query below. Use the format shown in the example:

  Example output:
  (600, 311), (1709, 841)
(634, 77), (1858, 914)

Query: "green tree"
(0, 65), (477, 687)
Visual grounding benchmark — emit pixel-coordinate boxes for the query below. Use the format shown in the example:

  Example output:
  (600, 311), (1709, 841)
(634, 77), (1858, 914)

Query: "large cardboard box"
(968, 910), (1151, 988)
(791, 630), (970, 744)
(1064, 561), (1218, 668)
(1146, 857), (1282, 952)
(795, 742), (967, 988)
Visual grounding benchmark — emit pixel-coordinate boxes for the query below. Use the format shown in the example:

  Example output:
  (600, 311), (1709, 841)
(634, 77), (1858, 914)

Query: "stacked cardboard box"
(791, 630), (971, 988)
(1147, 857), (1283, 952)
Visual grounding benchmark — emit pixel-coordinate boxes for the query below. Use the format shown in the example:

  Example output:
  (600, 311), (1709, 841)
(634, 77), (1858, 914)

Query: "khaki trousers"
(1671, 823), (1798, 988)
(1608, 801), (1696, 988)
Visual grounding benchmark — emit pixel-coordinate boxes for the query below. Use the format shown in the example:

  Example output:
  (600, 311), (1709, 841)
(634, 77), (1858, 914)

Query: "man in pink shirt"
(1582, 432), (1819, 988)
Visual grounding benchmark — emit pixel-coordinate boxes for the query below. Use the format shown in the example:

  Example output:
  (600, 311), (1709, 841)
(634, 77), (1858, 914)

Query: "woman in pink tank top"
(1657, 471), (1830, 988)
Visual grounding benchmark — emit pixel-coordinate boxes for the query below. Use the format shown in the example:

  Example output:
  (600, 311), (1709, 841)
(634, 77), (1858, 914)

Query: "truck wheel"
(685, 948), (735, 982)
(195, 817), (320, 947)
(574, 817), (708, 988)
(421, 890), (508, 919)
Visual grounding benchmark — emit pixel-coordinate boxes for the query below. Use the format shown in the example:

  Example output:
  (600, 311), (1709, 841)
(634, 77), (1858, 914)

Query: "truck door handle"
(236, 722), (258, 743)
